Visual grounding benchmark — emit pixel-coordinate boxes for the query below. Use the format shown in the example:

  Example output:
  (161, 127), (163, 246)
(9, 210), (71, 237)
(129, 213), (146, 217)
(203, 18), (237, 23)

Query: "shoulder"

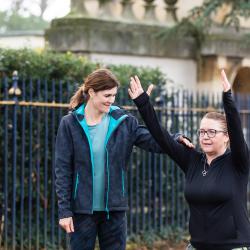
(109, 105), (136, 120)
(62, 113), (73, 121)
(109, 106), (139, 131)
(59, 113), (75, 126)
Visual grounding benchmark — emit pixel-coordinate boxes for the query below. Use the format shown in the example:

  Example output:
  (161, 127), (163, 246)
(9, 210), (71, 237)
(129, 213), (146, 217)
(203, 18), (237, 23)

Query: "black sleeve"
(223, 90), (249, 173)
(55, 117), (74, 219)
(133, 92), (193, 173)
(131, 114), (187, 154)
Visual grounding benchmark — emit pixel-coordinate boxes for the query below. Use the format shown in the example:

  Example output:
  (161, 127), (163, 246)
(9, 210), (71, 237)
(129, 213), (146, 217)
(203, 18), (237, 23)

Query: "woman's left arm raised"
(221, 69), (249, 173)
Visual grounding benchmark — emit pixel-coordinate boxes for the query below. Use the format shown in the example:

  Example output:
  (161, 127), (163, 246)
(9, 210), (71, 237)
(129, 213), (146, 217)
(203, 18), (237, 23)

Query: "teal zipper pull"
(74, 173), (79, 199)
(106, 210), (110, 220)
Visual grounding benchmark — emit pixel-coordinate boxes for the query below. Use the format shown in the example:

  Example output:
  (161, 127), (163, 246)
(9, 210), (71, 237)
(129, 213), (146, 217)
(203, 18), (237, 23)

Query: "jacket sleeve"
(223, 90), (249, 173)
(55, 117), (74, 219)
(133, 92), (193, 172)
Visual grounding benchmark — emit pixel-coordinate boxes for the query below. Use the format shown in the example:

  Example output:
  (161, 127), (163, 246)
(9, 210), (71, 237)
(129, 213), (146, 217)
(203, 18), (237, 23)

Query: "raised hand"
(128, 75), (154, 99)
(59, 217), (74, 233)
(221, 69), (231, 92)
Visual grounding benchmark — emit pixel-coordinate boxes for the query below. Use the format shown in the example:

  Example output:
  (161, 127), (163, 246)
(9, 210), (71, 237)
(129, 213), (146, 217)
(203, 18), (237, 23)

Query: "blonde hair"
(202, 112), (228, 132)
(69, 68), (120, 110)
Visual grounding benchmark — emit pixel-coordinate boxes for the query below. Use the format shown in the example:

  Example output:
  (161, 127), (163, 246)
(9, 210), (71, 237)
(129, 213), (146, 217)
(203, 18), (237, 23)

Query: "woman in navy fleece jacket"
(55, 68), (191, 250)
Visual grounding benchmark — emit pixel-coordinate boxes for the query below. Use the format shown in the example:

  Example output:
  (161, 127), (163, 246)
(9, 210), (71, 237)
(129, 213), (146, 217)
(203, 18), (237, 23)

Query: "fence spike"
(8, 71), (22, 97)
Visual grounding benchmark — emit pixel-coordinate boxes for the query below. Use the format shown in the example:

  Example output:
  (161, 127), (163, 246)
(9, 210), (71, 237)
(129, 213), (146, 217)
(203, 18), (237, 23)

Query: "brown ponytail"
(69, 85), (86, 110)
(69, 68), (120, 110)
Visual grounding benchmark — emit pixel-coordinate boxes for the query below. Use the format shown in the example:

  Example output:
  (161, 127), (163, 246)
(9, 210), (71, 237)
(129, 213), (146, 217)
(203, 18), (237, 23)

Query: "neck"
(84, 102), (105, 126)
(205, 148), (227, 165)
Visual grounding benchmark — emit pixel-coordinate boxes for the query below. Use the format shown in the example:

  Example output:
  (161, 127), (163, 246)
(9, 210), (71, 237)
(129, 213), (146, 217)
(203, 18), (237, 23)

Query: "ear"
(224, 133), (229, 145)
(88, 88), (95, 98)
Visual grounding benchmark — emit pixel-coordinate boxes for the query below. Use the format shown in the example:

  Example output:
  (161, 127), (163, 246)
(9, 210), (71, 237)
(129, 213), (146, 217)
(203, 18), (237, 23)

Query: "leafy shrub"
(0, 48), (168, 87)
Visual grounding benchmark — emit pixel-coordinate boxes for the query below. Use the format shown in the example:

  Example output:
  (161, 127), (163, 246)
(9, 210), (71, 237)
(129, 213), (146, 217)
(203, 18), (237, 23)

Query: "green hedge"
(0, 48), (168, 87)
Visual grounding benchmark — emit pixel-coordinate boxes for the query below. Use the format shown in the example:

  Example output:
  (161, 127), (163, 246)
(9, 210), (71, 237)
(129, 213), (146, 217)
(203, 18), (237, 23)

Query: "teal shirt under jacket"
(88, 114), (110, 211)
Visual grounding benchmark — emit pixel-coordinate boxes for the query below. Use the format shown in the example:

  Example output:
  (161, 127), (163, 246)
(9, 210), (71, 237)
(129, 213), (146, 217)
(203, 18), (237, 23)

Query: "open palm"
(128, 75), (153, 99)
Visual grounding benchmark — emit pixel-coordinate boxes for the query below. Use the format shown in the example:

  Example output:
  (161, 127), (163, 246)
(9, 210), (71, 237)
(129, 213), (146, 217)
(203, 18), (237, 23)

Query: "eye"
(208, 129), (216, 134)
(197, 129), (205, 136)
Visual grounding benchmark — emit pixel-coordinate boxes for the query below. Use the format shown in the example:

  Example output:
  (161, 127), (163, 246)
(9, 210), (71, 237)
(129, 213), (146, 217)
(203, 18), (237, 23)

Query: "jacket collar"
(73, 103), (125, 121)
(201, 148), (231, 164)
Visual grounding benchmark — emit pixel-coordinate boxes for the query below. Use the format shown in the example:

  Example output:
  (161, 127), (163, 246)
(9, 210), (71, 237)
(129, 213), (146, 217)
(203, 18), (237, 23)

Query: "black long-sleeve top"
(134, 90), (250, 250)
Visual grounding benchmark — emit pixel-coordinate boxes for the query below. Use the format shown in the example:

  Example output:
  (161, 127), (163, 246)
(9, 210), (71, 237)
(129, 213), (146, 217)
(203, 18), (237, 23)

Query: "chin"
(101, 107), (110, 113)
(201, 147), (213, 153)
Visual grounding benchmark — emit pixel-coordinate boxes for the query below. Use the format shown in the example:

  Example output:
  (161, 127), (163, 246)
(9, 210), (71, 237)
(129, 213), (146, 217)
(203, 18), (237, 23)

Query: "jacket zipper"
(105, 148), (110, 219)
(73, 113), (95, 213)
(104, 116), (128, 217)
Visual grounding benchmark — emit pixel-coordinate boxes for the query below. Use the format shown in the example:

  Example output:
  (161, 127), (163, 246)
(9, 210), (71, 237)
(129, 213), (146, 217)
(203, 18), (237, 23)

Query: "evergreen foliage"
(0, 48), (168, 87)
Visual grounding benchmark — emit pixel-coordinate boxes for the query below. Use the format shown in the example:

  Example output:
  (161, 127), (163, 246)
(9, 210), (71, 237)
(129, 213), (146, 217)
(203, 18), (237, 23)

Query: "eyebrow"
(105, 93), (117, 96)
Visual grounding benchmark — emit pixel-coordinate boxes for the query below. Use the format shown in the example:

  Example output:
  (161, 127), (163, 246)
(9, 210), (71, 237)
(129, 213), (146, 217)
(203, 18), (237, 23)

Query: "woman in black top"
(128, 70), (250, 250)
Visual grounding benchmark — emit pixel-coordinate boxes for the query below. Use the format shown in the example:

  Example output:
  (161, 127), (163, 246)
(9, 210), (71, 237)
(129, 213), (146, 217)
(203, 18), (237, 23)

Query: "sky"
(0, 0), (71, 21)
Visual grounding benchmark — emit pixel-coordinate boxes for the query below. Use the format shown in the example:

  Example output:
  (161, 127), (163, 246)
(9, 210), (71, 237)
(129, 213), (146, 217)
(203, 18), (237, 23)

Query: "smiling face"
(199, 117), (229, 156)
(89, 86), (118, 114)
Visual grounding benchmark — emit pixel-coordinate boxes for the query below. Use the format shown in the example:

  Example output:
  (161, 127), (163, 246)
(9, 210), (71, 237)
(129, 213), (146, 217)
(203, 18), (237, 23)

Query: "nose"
(202, 132), (212, 140)
(203, 132), (209, 138)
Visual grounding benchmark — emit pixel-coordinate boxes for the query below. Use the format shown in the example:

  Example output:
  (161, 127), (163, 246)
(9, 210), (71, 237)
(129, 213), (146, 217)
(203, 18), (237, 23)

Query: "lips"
(202, 143), (212, 147)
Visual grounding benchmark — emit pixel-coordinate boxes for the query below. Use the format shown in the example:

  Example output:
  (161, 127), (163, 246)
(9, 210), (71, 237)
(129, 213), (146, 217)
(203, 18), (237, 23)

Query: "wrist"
(133, 92), (149, 107)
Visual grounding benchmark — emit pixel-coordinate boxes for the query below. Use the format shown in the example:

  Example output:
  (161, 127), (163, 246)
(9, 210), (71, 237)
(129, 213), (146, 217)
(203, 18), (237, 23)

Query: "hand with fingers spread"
(59, 217), (74, 233)
(221, 69), (231, 92)
(128, 75), (154, 99)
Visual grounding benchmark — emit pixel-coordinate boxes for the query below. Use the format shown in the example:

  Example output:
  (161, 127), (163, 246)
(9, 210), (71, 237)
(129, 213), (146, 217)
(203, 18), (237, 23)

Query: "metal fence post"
(8, 71), (21, 250)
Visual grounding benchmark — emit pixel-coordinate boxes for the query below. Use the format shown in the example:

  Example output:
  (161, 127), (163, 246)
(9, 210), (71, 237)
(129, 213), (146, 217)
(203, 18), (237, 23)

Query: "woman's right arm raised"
(128, 76), (193, 172)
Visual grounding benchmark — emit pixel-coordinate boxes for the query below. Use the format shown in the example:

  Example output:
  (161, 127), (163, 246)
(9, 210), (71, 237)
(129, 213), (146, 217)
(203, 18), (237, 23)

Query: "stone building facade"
(44, 0), (250, 92)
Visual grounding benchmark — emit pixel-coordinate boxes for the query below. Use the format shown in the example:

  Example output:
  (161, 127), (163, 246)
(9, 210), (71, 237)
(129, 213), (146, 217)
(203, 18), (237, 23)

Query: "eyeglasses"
(197, 129), (227, 138)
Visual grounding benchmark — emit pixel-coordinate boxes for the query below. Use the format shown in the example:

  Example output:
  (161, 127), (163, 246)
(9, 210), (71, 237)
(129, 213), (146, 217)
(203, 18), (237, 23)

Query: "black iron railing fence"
(0, 74), (249, 249)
